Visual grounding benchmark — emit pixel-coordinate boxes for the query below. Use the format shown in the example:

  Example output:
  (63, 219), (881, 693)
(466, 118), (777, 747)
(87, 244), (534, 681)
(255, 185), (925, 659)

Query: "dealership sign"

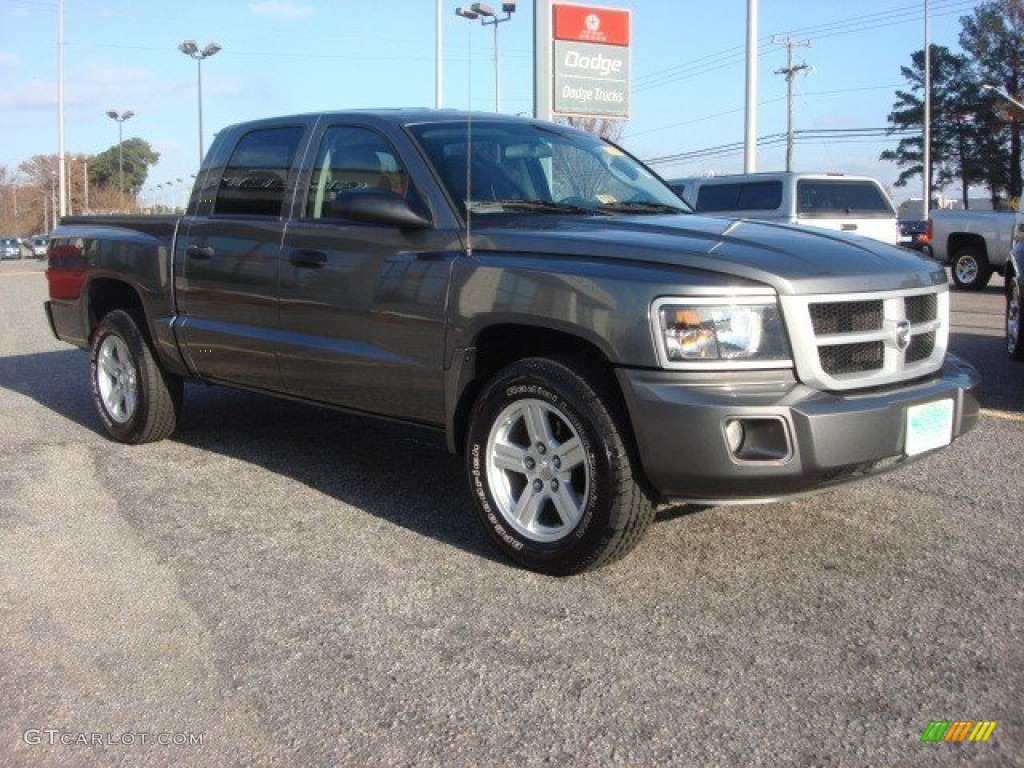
(551, 3), (630, 119)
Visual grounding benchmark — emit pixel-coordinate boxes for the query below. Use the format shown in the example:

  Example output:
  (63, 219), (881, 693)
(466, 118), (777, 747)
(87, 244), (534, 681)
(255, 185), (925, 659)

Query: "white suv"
(668, 172), (901, 246)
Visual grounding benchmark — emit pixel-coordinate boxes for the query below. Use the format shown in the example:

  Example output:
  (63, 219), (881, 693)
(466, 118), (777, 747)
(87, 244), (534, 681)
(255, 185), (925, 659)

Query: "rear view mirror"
(504, 142), (554, 160)
(328, 189), (431, 229)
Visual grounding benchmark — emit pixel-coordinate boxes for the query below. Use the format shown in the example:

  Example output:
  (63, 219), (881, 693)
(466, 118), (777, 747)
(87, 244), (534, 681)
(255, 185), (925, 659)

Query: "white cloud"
(0, 79), (53, 111)
(247, 1), (314, 20)
(0, 52), (20, 68)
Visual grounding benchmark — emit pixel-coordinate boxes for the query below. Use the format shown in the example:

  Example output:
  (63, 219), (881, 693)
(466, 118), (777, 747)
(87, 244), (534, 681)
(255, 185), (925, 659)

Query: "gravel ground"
(1, 260), (1020, 767)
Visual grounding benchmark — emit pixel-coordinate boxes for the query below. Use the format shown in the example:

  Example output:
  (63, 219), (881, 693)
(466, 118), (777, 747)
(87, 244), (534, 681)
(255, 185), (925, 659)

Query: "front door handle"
(289, 250), (327, 269)
(186, 244), (215, 260)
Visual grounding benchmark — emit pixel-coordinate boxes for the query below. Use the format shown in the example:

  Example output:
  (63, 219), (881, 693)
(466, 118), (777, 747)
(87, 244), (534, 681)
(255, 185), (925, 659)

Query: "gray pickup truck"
(45, 110), (980, 574)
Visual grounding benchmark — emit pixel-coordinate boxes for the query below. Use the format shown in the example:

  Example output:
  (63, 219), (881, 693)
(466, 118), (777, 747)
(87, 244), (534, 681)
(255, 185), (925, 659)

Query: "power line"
(644, 126), (918, 168)
(632, 0), (977, 95)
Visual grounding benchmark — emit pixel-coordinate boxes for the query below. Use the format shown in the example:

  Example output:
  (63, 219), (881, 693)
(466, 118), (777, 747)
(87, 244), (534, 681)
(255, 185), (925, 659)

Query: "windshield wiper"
(466, 199), (610, 215)
(597, 201), (688, 215)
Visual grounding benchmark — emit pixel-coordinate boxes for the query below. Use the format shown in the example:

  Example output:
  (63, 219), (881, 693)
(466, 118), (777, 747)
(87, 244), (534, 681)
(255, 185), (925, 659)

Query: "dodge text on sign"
(553, 40), (629, 118)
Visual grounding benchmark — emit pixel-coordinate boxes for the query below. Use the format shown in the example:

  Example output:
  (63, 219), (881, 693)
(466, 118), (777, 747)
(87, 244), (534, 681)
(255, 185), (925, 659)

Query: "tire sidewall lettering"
(470, 371), (606, 559)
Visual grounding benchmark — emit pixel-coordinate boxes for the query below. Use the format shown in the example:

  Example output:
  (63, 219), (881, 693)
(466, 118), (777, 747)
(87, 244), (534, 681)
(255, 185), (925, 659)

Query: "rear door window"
(213, 126), (305, 217)
(797, 180), (894, 218)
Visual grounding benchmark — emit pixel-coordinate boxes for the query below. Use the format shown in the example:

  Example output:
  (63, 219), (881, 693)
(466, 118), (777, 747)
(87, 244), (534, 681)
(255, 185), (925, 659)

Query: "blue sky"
(0, 0), (978, 205)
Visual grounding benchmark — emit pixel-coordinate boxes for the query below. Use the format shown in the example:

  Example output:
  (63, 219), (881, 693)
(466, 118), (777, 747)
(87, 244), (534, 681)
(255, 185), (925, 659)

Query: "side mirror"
(328, 189), (432, 229)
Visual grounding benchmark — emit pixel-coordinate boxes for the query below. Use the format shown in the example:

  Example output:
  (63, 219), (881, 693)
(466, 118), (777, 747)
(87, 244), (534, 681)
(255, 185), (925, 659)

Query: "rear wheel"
(951, 248), (992, 290)
(466, 357), (654, 575)
(90, 310), (182, 444)
(1008, 278), (1024, 361)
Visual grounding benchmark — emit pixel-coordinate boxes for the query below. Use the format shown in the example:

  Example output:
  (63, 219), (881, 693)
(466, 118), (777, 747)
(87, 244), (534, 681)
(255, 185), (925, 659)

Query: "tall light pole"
(49, 172), (57, 232)
(923, 0), (931, 215)
(179, 40), (222, 167)
(57, 0), (67, 218)
(744, 0), (758, 173)
(106, 109), (134, 210)
(456, 2), (516, 112)
(982, 83), (1024, 114)
(436, 0), (443, 108)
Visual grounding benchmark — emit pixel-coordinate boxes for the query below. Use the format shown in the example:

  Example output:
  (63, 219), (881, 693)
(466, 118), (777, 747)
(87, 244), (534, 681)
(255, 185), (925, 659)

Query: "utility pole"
(773, 35), (811, 172)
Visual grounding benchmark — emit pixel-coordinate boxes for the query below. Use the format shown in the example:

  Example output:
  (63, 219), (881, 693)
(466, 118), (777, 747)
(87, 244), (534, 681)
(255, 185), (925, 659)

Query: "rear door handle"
(289, 250), (327, 269)
(186, 244), (215, 260)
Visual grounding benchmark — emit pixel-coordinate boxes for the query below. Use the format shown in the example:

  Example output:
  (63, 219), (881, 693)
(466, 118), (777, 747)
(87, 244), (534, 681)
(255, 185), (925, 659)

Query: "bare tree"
(557, 116), (626, 143)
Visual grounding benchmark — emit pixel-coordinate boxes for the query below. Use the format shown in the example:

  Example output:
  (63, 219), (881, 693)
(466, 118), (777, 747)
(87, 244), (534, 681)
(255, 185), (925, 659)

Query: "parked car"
(899, 219), (931, 257)
(29, 236), (48, 258)
(1007, 240), (1023, 361)
(928, 208), (1016, 290)
(667, 172), (901, 246)
(0, 238), (22, 260)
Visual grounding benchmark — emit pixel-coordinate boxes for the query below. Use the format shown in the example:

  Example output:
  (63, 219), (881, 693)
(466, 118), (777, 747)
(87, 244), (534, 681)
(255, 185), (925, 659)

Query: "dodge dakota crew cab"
(44, 110), (980, 575)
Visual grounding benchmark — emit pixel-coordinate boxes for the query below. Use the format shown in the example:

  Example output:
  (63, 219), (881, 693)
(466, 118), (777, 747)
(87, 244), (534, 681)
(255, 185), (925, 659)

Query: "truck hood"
(466, 213), (945, 295)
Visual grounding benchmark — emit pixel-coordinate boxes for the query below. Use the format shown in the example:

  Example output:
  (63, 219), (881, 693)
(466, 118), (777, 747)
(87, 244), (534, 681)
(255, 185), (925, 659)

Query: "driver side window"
(305, 126), (408, 219)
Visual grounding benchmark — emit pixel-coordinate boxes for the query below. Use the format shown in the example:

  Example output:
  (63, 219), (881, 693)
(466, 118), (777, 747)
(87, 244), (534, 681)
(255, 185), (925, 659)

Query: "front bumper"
(617, 354), (980, 504)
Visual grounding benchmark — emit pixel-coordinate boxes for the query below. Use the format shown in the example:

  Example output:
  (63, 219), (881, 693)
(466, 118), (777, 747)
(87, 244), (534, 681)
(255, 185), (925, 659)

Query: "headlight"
(653, 297), (792, 368)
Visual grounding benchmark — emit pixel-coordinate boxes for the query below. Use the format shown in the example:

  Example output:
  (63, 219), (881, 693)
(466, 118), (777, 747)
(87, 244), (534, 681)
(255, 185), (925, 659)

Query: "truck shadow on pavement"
(0, 349), (98, 431)
(948, 332), (1024, 414)
(170, 383), (507, 564)
(0, 349), (504, 565)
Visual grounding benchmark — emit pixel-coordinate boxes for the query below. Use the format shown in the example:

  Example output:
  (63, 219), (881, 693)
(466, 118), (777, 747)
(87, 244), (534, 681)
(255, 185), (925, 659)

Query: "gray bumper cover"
(617, 354), (981, 504)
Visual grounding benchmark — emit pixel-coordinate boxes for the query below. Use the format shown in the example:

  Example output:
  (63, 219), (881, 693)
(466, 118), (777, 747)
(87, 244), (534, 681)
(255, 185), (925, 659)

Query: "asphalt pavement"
(1, 259), (1020, 767)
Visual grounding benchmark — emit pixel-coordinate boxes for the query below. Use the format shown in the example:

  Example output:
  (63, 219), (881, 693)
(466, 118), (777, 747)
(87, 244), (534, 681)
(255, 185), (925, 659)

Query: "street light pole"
(436, 0), (443, 108)
(179, 40), (222, 167)
(456, 3), (516, 113)
(106, 109), (135, 210)
(983, 83), (1024, 114)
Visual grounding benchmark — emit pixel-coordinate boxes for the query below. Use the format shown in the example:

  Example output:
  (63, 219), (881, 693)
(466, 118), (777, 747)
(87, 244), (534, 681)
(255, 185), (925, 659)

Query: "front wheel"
(90, 310), (183, 444)
(466, 357), (654, 575)
(1008, 278), (1024, 361)
(951, 248), (992, 290)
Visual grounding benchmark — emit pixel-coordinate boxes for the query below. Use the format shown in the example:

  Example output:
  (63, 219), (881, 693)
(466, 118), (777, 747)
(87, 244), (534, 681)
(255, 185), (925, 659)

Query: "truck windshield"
(407, 120), (689, 217)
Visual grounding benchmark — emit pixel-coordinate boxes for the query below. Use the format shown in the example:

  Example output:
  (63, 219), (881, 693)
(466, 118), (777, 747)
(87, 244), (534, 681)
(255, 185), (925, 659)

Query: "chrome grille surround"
(779, 285), (948, 391)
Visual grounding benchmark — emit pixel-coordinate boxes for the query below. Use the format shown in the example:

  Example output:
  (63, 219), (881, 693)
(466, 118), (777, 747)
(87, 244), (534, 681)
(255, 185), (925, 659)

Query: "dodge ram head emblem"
(894, 319), (912, 351)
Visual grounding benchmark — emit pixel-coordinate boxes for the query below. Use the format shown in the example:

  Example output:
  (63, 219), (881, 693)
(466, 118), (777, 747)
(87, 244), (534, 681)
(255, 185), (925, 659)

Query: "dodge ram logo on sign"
(552, 3), (630, 119)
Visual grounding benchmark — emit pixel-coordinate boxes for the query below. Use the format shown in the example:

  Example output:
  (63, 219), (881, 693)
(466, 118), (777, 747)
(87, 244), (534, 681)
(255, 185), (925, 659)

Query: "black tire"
(950, 248), (992, 290)
(89, 310), (183, 444)
(1008, 278), (1024, 361)
(466, 357), (654, 576)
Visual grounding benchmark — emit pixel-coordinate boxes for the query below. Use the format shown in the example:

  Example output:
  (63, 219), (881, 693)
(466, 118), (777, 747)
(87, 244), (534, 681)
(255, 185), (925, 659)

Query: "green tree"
(88, 138), (160, 200)
(959, 0), (1024, 200)
(880, 45), (990, 208)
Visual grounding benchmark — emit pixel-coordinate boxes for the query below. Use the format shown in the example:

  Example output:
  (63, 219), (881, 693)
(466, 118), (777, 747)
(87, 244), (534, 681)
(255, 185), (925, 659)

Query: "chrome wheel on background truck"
(951, 248), (992, 290)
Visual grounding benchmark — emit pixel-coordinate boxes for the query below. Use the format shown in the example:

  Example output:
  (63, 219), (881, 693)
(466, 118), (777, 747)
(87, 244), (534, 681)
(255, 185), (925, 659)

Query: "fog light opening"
(724, 416), (792, 463)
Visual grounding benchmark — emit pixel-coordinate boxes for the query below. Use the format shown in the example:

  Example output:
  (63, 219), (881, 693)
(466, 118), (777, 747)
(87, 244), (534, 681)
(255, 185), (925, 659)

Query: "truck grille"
(780, 285), (948, 391)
